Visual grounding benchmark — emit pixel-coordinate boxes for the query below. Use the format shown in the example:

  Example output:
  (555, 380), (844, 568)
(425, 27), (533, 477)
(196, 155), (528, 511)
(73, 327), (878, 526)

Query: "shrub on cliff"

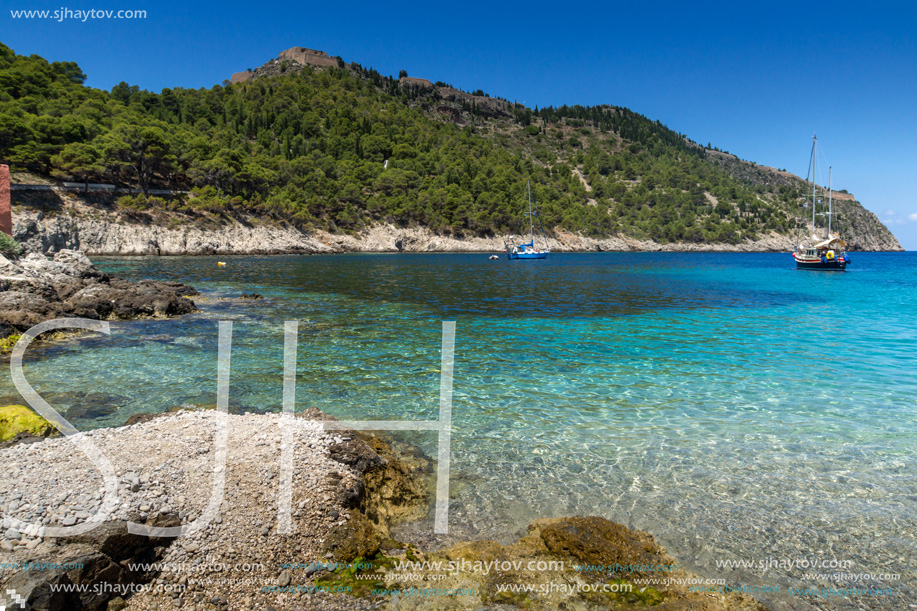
(116, 194), (169, 211)
(185, 185), (230, 212)
(0, 233), (21, 258)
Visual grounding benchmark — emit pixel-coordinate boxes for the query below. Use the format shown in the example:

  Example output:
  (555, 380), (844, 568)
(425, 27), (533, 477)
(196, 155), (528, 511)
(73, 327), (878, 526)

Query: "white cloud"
(909, 213), (917, 222)
(886, 209), (896, 216)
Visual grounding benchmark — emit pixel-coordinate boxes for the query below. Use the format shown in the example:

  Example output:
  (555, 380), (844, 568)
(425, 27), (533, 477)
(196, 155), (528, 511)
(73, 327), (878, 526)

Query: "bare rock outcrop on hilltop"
(231, 46), (346, 83)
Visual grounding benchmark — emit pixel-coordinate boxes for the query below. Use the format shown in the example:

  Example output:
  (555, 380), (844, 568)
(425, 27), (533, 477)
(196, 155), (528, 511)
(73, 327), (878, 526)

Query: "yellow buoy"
(217, 262), (226, 267)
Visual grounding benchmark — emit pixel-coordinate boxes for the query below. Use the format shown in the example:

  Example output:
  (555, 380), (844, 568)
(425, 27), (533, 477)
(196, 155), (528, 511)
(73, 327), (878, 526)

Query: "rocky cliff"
(13, 208), (334, 256)
(706, 153), (903, 251)
(12, 204), (902, 256)
(828, 196), (900, 251)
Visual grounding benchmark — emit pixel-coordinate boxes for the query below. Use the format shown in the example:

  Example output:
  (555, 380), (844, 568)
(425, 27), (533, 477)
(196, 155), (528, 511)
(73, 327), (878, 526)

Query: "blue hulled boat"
(506, 181), (550, 260)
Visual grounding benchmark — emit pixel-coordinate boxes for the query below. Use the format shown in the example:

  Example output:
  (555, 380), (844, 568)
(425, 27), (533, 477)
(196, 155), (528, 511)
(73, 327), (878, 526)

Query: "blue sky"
(4, 0), (916, 247)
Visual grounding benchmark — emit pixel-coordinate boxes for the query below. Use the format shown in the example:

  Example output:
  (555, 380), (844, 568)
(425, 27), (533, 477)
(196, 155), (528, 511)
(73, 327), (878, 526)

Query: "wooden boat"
(792, 135), (850, 271)
(793, 236), (849, 270)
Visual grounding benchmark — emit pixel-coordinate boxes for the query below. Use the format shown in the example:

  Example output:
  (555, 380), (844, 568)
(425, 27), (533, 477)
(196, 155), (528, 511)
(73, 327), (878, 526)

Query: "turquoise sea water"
(2, 252), (915, 609)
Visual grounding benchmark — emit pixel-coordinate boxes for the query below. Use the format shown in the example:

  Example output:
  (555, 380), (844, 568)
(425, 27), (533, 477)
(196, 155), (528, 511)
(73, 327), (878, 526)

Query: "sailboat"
(505, 181), (550, 260)
(792, 135), (850, 271)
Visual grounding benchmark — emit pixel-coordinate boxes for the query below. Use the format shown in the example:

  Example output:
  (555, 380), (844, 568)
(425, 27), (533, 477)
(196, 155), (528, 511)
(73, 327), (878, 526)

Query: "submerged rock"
(65, 403), (119, 421)
(537, 516), (667, 577)
(311, 426), (770, 609)
(358, 516), (771, 610)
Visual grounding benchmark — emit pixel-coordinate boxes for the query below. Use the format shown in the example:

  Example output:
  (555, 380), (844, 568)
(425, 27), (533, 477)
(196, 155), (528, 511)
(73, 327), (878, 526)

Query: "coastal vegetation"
(0, 334), (20, 355)
(0, 232), (21, 258)
(0, 41), (864, 244)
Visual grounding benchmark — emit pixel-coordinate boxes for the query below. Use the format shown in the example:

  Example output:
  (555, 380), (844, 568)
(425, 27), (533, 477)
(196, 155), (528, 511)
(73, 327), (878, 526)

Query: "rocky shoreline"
(11, 200), (904, 256)
(0, 249), (197, 347)
(0, 409), (377, 611)
(0, 408), (771, 611)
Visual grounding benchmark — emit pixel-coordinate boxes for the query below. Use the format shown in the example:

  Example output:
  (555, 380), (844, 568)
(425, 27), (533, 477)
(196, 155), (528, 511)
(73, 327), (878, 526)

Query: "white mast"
(811, 134), (817, 236)
(527, 180), (534, 245)
(827, 166), (833, 237)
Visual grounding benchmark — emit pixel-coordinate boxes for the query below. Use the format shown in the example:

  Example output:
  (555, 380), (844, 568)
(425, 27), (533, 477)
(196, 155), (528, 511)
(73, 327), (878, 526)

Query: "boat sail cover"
(814, 236), (847, 249)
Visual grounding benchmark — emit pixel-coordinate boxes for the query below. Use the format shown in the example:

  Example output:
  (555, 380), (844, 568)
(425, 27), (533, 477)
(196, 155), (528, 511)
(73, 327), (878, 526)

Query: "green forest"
(0, 41), (812, 243)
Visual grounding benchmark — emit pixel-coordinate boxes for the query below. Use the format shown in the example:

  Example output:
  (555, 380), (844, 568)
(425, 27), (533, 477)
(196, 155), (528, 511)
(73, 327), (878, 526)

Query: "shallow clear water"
(3, 252), (915, 609)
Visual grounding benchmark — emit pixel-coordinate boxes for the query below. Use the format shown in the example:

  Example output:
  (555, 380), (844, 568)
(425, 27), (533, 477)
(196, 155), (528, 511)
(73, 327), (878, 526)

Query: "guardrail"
(12, 183), (185, 195)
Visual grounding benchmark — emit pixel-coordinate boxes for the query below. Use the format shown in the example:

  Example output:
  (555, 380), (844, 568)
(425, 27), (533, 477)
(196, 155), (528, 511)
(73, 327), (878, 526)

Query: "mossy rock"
(0, 405), (56, 442)
(360, 434), (431, 522)
(107, 597), (127, 611)
(327, 432), (431, 531)
(323, 510), (386, 563)
(536, 516), (668, 579)
(442, 539), (506, 564)
(314, 554), (388, 597)
(0, 334), (22, 355)
(483, 585), (532, 608)
(335, 516), (771, 610)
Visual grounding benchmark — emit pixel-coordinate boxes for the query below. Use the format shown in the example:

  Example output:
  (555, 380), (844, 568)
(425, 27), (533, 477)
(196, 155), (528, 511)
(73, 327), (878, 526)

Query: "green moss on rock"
(538, 516), (669, 580)
(0, 404), (56, 442)
(0, 334), (21, 355)
(314, 553), (390, 597)
(323, 510), (387, 562)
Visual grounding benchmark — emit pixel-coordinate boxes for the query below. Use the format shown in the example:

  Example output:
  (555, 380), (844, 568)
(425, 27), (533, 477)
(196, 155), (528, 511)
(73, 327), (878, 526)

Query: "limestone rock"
(11, 206), (903, 256)
(0, 249), (197, 337)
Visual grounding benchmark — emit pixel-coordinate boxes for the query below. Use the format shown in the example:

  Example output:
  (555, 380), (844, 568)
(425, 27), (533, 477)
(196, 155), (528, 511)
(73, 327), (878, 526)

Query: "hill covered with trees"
(0, 42), (900, 249)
